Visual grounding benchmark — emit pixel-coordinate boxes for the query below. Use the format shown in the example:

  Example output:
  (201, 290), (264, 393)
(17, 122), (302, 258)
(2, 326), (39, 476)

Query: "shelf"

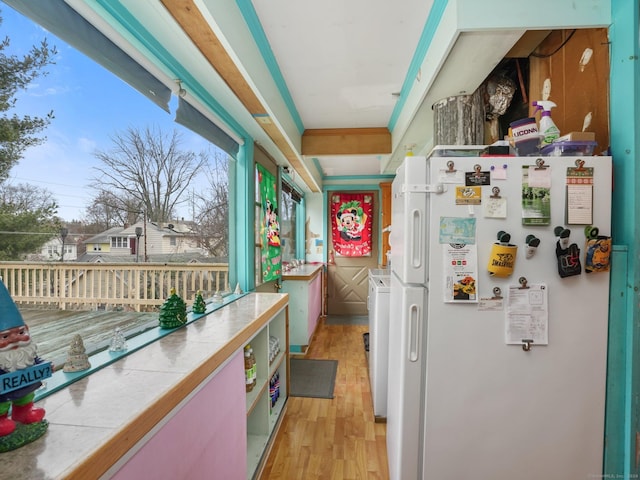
(269, 350), (286, 377)
(269, 376), (287, 431)
(247, 433), (269, 479)
(246, 381), (267, 417)
(246, 303), (289, 480)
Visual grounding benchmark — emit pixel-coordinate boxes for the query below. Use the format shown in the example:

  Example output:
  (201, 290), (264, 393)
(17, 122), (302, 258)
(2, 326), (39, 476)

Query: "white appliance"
(367, 269), (390, 419)
(387, 154), (612, 480)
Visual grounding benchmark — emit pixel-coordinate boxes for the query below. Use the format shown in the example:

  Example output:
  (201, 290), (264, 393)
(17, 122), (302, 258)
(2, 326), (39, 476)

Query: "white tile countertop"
(281, 263), (323, 280)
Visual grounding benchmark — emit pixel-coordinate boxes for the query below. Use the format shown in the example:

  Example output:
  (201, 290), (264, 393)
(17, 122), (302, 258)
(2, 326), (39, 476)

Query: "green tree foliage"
(0, 184), (59, 260)
(0, 12), (59, 259)
(0, 15), (56, 182)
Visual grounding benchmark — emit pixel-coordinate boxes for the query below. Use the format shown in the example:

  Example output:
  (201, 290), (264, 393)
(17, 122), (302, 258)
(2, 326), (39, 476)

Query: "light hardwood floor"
(259, 319), (389, 479)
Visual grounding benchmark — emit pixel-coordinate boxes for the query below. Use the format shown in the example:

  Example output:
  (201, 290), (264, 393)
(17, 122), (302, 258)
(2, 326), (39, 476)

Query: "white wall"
(304, 192), (324, 263)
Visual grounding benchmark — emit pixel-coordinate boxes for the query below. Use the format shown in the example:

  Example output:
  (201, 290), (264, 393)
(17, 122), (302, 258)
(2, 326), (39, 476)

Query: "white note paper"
(505, 283), (548, 346)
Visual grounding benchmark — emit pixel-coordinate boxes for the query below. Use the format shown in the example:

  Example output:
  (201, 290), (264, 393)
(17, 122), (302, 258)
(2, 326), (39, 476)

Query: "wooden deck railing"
(0, 262), (230, 312)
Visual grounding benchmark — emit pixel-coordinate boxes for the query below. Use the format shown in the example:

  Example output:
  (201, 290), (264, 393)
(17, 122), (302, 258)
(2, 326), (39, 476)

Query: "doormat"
(289, 358), (338, 399)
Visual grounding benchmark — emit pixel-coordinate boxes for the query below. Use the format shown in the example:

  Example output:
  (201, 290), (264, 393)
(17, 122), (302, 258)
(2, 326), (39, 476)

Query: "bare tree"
(0, 182), (56, 211)
(82, 190), (141, 229)
(90, 126), (208, 223)
(188, 150), (229, 258)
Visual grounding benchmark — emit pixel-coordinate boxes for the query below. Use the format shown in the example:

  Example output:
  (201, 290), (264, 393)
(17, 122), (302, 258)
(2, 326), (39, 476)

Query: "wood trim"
(505, 30), (552, 58)
(161, 0), (265, 114)
(302, 128), (392, 155)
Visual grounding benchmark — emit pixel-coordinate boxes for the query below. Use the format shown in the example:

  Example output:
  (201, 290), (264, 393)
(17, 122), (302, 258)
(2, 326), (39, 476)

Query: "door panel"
(327, 263), (370, 314)
(327, 190), (379, 315)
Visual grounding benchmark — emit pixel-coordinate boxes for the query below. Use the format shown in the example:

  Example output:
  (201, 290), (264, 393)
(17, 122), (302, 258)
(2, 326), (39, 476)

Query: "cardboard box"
(555, 131), (596, 142)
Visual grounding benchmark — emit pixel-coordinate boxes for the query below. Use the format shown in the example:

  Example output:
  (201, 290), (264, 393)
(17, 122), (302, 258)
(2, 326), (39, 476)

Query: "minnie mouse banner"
(257, 164), (281, 281)
(331, 193), (373, 257)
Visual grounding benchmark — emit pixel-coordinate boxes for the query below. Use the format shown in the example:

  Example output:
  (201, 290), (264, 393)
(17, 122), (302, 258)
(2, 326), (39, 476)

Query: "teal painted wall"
(233, 142), (255, 292)
(606, 0), (640, 477)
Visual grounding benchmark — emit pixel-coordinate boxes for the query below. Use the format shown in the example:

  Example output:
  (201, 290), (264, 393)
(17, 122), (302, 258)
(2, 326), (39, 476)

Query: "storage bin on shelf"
(540, 140), (597, 156)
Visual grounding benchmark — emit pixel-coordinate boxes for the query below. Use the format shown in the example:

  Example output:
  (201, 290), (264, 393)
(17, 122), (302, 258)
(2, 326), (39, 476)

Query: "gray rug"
(324, 315), (368, 326)
(289, 358), (338, 399)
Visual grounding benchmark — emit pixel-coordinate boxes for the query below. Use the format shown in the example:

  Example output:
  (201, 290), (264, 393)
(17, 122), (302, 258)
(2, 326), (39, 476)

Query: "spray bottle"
(532, 101), (560, 146)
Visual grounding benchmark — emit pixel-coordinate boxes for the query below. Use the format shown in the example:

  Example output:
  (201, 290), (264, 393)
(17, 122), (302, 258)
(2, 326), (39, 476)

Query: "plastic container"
(429, 145), (485, 157)
(540, 140), (597, 156)
(244, 346), (254, 392)
(248, 346), (257, 388)
(509, 117), (541, 156)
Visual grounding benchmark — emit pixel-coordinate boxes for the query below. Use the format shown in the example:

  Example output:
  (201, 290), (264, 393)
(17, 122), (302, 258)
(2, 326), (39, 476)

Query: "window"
(170, 236), (177, 247)
(111, 236), (129, 248)
(5, 6), (236, 373)
(280, 180), (301, 264)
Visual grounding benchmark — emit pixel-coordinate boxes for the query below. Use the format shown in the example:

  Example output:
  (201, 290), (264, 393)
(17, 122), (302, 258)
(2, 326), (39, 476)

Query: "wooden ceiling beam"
(160, 0), (320, 192)
(161, 0), (265, 113)
(302, 128), (391, 156)
(505, 30), (552, 58)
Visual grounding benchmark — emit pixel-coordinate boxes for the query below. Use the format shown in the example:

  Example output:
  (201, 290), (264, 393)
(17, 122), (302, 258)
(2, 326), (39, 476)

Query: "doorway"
(326, 190), (379, 315)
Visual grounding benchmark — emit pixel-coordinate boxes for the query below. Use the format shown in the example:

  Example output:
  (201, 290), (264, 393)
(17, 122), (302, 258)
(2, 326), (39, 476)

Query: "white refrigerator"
(387, 153), (612, 480)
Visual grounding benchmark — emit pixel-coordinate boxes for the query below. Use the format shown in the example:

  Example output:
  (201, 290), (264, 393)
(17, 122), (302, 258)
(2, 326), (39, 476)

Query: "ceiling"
(251, 0), (430, 131)
(7, 0), (609, 193)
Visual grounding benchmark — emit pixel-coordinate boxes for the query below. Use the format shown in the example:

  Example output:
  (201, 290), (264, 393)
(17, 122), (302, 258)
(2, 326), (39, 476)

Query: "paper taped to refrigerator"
(505, 283), (549, 345)
(443, 243), (478, 303)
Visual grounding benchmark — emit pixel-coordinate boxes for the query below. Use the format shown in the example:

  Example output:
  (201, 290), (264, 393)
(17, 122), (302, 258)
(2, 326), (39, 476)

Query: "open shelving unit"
(246, 305), (289, 479)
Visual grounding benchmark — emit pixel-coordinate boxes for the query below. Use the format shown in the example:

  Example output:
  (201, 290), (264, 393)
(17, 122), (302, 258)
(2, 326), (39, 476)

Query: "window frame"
(110, 236), (129, 248)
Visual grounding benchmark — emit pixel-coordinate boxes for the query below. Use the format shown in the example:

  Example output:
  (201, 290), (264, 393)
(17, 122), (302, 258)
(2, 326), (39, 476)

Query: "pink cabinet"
(113, 352), (247, 480)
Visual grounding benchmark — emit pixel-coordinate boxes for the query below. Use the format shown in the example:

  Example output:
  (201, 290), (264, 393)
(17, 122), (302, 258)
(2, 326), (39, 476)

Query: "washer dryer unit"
(367, 269), (390, 420)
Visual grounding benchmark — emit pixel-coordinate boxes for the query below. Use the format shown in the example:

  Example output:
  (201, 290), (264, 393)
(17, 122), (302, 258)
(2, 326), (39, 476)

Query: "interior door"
(327, 190), (379, 315)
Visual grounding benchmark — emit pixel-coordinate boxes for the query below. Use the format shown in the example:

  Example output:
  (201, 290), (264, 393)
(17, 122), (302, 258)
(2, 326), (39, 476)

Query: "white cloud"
(77, 137), (97, 153)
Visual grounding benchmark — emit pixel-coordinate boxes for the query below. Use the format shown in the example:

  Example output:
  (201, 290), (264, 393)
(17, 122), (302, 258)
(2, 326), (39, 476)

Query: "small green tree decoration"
(158, 288), (187, 329)
(192, 290), (207, 315)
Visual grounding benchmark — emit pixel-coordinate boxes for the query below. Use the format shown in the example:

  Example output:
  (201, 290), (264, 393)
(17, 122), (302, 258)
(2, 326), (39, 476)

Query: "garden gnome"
(0, 280), (51, 438)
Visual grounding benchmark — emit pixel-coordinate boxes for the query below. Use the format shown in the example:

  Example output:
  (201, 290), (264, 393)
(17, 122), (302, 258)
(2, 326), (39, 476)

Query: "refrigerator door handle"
(402, 183), (444, 193)
(408, 303), (421, 362)
(410, 209), (423, 269)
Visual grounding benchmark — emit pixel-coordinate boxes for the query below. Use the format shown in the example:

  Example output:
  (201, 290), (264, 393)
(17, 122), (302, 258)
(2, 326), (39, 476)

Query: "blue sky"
(2, 5), (212, 222)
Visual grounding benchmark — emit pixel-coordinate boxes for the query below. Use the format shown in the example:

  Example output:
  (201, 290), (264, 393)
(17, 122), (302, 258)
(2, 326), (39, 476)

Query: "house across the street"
(80, 221), (207, 262)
